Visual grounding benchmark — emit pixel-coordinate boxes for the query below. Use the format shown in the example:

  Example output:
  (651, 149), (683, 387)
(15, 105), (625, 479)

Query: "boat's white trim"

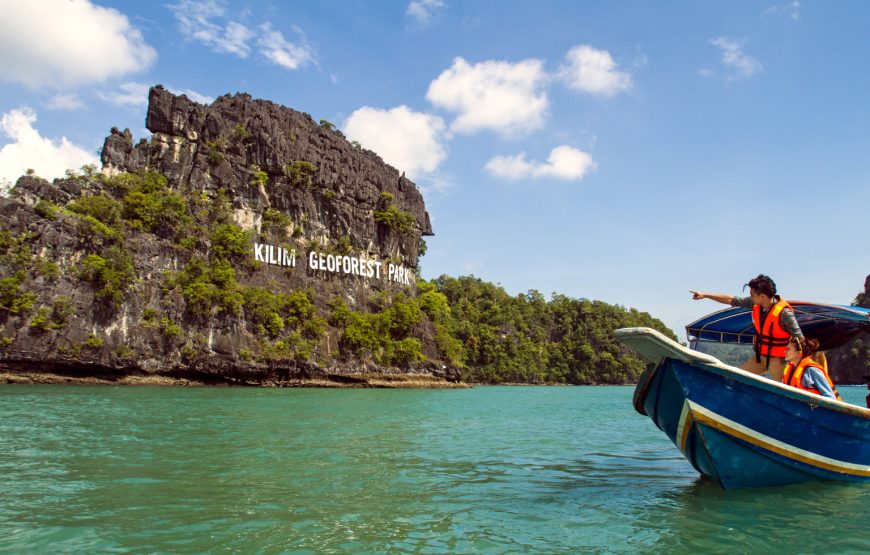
(684, 400), (870, 477)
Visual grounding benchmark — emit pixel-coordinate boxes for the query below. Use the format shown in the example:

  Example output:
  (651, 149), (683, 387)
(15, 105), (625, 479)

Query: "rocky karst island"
(0, 85), (455, 386)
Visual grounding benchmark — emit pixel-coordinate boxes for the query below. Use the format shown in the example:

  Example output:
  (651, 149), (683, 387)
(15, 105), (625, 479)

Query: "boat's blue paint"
(696, 424), (813, 488)
(619, 327), (870, 489)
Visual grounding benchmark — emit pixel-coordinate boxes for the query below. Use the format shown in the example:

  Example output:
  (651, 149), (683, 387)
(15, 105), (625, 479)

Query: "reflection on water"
(0, 385), (867, 553)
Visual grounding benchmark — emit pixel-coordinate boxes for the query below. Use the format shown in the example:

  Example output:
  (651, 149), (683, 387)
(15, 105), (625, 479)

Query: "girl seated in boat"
(782, 337), (841, 400)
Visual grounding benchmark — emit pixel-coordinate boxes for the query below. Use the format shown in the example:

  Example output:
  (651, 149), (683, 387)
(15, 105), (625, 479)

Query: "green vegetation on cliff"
(374, 192), (417, 236)
(328, 293), (426, 367)
(0, 231), (37, 315)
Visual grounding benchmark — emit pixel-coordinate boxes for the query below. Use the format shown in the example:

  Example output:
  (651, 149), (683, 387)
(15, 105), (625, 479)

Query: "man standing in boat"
(690, 274), (804, 381)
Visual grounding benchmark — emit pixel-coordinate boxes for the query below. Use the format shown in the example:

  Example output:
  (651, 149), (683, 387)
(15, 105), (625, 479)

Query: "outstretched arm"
(690, 291), (734, 305)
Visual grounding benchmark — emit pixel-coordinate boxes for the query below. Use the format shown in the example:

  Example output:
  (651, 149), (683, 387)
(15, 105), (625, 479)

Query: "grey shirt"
(731, 295), (804, 339)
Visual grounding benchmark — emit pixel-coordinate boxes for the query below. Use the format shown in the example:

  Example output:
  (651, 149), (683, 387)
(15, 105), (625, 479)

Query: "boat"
(616, 301), (870, 488)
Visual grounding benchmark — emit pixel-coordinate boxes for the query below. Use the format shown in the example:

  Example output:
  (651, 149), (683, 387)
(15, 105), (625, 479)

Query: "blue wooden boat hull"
(618, 327), (870, 489)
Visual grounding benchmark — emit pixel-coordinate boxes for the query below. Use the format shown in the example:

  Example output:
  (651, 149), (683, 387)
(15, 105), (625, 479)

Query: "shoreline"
(0, 371), (470, 389)
(3, 372), (865, 388)
(0, 370), (636, 388)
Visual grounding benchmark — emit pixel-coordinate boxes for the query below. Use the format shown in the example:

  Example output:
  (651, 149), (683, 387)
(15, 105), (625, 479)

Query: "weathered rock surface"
(103, 85), (432, 265)
(0, 86), (460, 387)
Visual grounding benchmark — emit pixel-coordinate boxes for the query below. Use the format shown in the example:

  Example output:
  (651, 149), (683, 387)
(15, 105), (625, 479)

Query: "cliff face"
(0, 86), (458, 387)
(104, 85), (432, 264)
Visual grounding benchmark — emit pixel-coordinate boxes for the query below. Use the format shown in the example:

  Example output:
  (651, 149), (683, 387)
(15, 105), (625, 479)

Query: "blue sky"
(1, 0), (868, 337)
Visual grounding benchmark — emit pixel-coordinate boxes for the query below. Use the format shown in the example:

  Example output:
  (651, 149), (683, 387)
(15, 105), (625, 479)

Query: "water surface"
(1, 385), (867, 553)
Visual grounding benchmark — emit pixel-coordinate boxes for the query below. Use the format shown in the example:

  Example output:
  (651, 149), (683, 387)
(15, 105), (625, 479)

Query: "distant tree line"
(427, 275), (675, 384)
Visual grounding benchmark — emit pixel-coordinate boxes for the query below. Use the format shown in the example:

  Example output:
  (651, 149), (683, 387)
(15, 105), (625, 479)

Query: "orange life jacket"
(752, 298), (792, 364)
(782, 356), (842, 400)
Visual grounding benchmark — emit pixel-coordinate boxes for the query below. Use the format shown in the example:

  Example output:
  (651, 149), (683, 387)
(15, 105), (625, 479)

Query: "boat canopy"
(686, 302), (870, 351)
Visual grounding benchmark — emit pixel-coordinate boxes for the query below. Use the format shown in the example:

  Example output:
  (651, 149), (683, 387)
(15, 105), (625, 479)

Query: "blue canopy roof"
(686, 302), (870, 351)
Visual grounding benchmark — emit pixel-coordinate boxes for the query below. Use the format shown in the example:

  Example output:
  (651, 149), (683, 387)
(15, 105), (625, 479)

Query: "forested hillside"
(431, 276), (675, 384)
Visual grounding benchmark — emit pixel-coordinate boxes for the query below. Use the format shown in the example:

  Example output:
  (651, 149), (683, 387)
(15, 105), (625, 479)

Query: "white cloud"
(0, 108), (98, 184)
(220, 21), (255, 56)
(257, 23), (315, 70)
(559, 45), (632, 96)
(763, 1), (801, 21)
(170, 0), (253, 57)
(485, 145), (596, 181)
(98, 82), (151, 107)
(170, 88), (214, 105)
(711, 37), (763, 79)
(417, 173), (454, 198)
(344, 106), (448, 179)
(97, 82), (212, 107)
(0, 0), (156, 89)
(406, 0), (446, 26)
(170, 2), (315, 71)
(426, 57), (549, 135)
(47, 94), (85, 111)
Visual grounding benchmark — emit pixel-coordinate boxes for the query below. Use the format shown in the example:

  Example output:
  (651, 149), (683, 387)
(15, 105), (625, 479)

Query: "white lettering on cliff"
(260, 242), (413, 285)
(254, 243), (297, 268)
(387, 263), (413, 286)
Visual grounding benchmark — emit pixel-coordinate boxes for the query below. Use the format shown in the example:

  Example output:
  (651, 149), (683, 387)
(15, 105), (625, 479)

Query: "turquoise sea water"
(1, 385), (868, 554)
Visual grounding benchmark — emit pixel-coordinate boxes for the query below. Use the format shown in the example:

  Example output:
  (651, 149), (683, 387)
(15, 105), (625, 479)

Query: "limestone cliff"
(0, 86), (459, 387)
(104, 85), (432, 263)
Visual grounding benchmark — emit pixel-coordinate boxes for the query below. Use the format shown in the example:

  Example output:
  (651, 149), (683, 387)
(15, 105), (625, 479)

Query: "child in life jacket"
(782, 337), (841, 400)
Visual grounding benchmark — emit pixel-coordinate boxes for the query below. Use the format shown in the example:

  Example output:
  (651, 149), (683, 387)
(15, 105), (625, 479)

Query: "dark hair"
(744, 274), (777, 298)
(789, 337), (819, 358)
